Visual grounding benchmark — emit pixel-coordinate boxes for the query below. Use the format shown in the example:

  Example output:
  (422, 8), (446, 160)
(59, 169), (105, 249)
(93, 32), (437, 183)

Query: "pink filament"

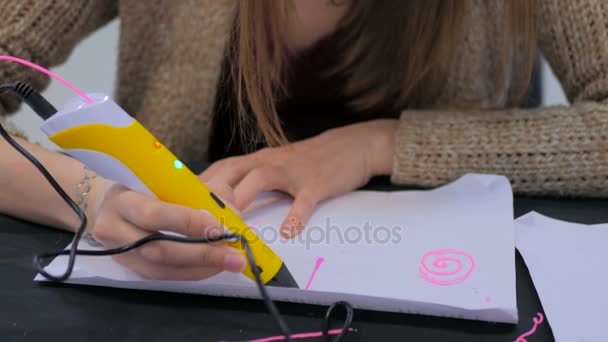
(419, 249), (475, 285)
(514, 313), (544, 342)
(430, 257), (463, 276)
(304, 257), (325, 290)
(220, 328), (353, 342)
(0, 55), (94, 103)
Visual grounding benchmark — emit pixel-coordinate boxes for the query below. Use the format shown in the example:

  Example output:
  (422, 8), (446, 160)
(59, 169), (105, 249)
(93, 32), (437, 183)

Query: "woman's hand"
(86, 178), (247, 280)
(200, 119), (398, 238)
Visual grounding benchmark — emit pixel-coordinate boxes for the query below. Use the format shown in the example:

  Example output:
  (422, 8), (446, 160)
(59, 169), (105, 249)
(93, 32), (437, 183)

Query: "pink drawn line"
(419, 249), (475, 285)
(304, 257), (325, 290)
(514, 313), (544, 342)
(0, 56), (94, 103)
(219, 328), (353, 342)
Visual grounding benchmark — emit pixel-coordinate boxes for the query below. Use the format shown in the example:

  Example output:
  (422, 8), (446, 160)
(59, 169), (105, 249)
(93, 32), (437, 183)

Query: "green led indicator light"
(173, 160), (183, 169)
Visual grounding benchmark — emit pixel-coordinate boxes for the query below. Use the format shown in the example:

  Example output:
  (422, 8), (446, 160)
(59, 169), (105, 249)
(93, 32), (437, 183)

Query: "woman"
(0, 0), (606, 280)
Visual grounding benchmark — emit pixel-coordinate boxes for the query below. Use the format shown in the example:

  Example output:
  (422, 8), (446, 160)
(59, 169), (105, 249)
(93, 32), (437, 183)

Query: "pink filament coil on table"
(419, 249), (475, 285)
(514, 313), (544, 342)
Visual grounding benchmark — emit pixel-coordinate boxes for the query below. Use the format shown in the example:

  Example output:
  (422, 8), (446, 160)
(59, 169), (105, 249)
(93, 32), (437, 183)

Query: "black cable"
(0, 83), (354, 342)
(1, 82), (57, 118)
(322, 301), (354, 342)
(0, 115), (85, 282)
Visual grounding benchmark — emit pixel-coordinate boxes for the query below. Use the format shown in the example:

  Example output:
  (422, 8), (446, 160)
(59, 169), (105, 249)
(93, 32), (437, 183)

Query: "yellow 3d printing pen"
(39, 93), (298, 288)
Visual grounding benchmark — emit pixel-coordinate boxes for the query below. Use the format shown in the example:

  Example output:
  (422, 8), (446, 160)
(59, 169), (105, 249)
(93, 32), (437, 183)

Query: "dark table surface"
(1, 166), (607, 342)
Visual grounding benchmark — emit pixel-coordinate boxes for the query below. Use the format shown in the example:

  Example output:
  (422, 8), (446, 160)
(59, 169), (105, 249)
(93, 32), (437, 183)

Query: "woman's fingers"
(112, 253), (224, 281)
(89, 178), (254, 282)
(199, 152), (327, 241)
(131, 230), (246, 271)
(94, 213), (246, 272)
(110, 190), (248, 270)
(136, 239), (246, 272)
(115, 190), (222, 238)
(233, 166), (287, 211)
(199, 156), (258, 187)
(280, 190), (318, 239)
(197, 158), (227, 182)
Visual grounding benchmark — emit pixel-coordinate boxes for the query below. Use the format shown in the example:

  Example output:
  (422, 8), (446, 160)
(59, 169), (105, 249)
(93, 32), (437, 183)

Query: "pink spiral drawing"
(419, 249), (475, 285)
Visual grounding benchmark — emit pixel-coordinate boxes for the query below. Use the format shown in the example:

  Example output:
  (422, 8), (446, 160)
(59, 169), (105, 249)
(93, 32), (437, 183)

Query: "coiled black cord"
(0, 83), (353, 342)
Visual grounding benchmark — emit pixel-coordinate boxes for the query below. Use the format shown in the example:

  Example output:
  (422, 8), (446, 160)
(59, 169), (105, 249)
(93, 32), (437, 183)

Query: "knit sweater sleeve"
(390, 0), (608, 197)
(0, 0), (118, 120)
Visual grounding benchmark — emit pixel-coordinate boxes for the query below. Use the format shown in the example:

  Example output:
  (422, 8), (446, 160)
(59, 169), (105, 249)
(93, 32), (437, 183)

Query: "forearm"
(0, 135), (108, 232)
(391, 102), (608, 197)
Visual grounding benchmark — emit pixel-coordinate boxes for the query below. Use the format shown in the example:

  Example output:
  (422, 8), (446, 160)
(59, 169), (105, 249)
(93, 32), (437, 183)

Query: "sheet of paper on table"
(35, 174), (518, 323)
(515, 212), (608, 341)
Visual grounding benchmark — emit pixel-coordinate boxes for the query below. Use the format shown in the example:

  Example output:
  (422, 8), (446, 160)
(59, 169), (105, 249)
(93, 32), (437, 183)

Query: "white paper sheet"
(515, 212), (608, 341)
(35, 174), (518, 323)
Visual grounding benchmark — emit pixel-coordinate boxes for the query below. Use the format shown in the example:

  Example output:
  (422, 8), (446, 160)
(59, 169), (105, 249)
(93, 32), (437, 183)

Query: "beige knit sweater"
(1, 0), (607, 197)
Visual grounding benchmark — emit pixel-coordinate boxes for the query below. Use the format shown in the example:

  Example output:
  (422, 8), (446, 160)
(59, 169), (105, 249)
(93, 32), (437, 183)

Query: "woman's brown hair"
(229, 0), (537, 148)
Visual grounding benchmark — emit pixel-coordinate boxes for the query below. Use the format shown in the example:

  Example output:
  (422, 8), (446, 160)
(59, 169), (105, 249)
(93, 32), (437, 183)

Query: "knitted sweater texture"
(1, 0), (607, 197)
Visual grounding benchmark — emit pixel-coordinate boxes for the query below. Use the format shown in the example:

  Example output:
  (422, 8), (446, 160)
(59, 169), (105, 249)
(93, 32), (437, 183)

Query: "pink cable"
(219, 328), (354, 342)
(0, 55), (94, 103)
(514, 313), (544, 342)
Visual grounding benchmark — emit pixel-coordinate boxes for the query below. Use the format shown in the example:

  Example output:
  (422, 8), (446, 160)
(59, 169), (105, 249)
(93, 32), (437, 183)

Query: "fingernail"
(280, 225), (301, 239)
(224, 253), (246, 272)
(280, 225), (291, 238)
(290, 226), (304, 238)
